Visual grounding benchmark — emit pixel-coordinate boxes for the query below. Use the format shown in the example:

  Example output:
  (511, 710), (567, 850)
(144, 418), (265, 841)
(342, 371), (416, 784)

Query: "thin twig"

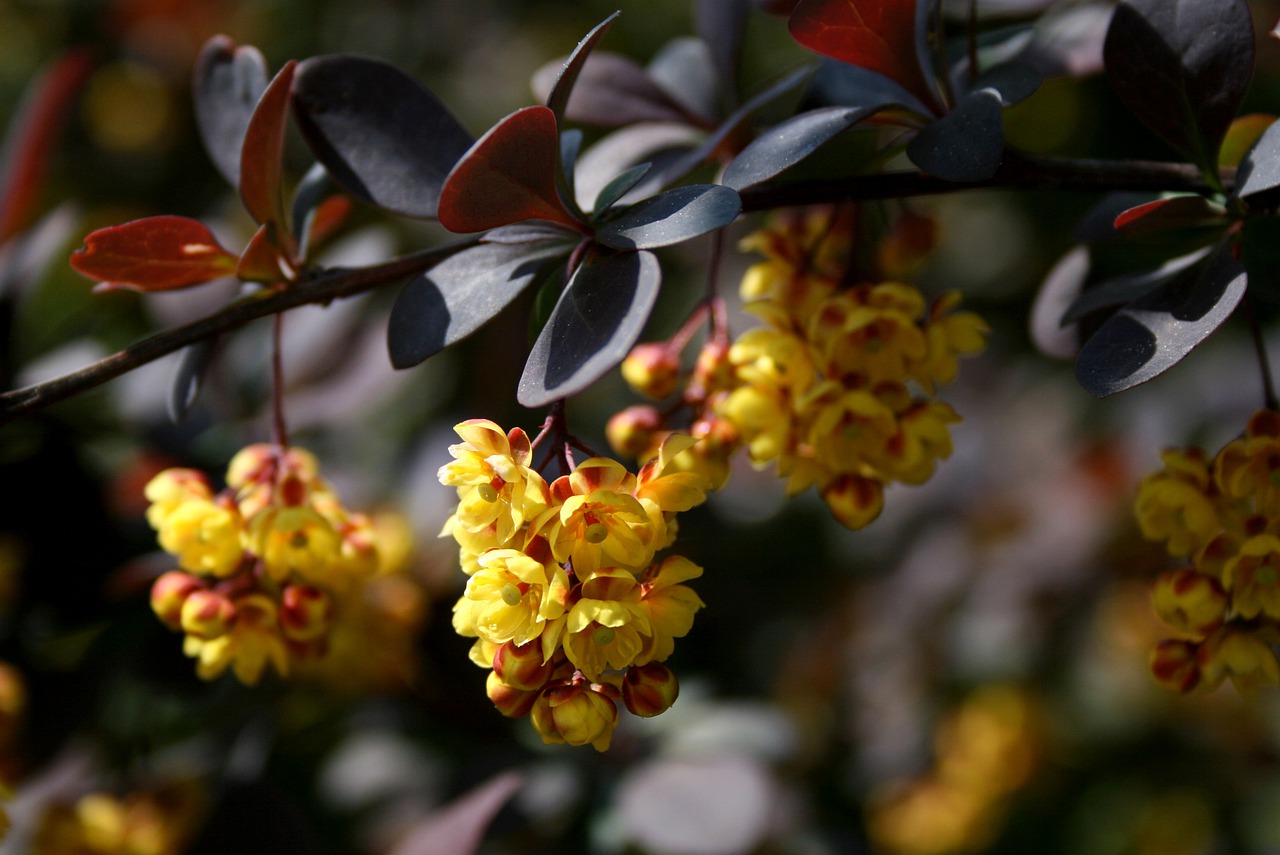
(1245, 293), (1279, 411)
(270, 311), (289, 448)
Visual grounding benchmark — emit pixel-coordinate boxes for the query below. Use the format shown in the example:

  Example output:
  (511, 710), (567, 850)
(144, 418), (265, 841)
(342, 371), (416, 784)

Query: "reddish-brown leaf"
(70, 216), (239, 292)
(788, 0), (938, 114)
(235, 222), (290, 282)
(239, 59), (296, 240)
(438, 106), (583, 234)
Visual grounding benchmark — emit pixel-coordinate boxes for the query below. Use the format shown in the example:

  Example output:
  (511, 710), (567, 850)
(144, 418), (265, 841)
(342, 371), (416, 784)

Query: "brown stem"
(271, 311), (289, 448)
(0, 239), (474, 425)
(1245, 293), (1279, 411)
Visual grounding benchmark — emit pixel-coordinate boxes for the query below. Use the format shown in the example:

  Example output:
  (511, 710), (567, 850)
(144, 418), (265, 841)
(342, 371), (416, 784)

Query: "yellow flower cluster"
(868, 686), (1040, 855)
(32, 781), (203, 855)
(440, 420), (707, 750)
(1136, 410), (1280, 694)
(145, 444), (384, 686)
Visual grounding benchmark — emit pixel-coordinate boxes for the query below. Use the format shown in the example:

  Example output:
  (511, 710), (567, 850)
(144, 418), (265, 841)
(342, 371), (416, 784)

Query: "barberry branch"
(0, 153), (1237, 425)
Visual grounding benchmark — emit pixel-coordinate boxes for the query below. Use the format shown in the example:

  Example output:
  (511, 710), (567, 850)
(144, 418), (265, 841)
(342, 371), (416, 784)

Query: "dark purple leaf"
(482, 222), (581, 246)
(532, 52), (701, 129)
(558, 129), (585, 222)
(592, 163), (653, 215)
(546, 12), (622, 125)
(722, 105), (882, 190)
(573, 124), (707, 211)
(696, 0), (749, 98)
(1103, 0), (1254, 175)
(1235, 119), (1280, 202)
(906, 88), (1004, 181)
(803, 59), (931, 117)
(169, 337), (220, 423)
(387, 772), (523, 855)
(648, 38), (720, 123)
(595, 185), (741, 250)
(789, 0), (941, 114)
(518, 250), (661, 406)
(439, 106), (582, 233)
(193, 36), (268, 189)
(969, 61), (1041, 106)
(1075, 243), (1246, 396)
(239, 60), (295, 239)
(1062, 248), (1210, 323)
(1112, 195), (1225, 235)
(1030, 245), (1089, 358)
(293, 55), (473, 219)
(388, 241), (567, 369)
(290, 162), (332, 260)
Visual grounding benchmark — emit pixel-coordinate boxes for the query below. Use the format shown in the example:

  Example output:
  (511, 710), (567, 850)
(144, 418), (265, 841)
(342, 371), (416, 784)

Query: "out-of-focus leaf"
(1220, 114), (1275, 169)
(169, 337), (220, 423)
(546, 12), (621, 124)
(386, 772), (523, 855)
(482, 222), (581, 246)
(519, 250), (661, 406)
(439, 106), (582, 233)
(1103, 0), (1254, 176)
(559, 129), (584, 222)
(573, 123), (707, 211)
(291, 163), (333, 260)
(1112, 195), (1225, 235)
(293, 55), (473, 219)
(1235, 119), (1280, 203)
(649, 37), (721, 123)
(1073, 192), (1157, 243)
(596, 185), (740, 250)
(803, 59), (931, 118)
(970, 61), (1041, 106)
(239, 60), (295, 239)
(789, 0), (940, 113)
(722, 105), (881, 190)
(532, 52), (698, 128)
(906, 88), (1004, 181)
(592, 163), (653, 215)
(70, 216), (239, 292)
(0, 49), (92, 244)
(1030, 245), (1089, 358)
(1062, 247), (1210, 323)
(388, 241), (567, 369)
(1075, 243), (1246, 396)
(696, 0), (749, 99)
(236, 222), (287, 282)
(193, 36), (267, 189)
(1019, 1), (1110, 77)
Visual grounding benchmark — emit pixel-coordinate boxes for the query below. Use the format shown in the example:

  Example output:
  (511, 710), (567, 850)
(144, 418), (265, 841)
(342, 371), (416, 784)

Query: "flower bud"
(688, 340), (732, 399)
(1151, 568), (1228, 634)
(606, 406), (664, 459)
(226, 444), (276, 490)
(821, 474), (885, 530)
(1198, 627), (1280, 695)
(622, 662), (679, 717)
(493, 640), (554, 691)
(279, 584), (332, 642)
(180, 589), (237, 639)
(150, 570), (207, 630)
(530, 680), (619, 751)
(1150, 639), (1202, 693)
(486, 670), (538, 718)
(621, 343), (680, 400)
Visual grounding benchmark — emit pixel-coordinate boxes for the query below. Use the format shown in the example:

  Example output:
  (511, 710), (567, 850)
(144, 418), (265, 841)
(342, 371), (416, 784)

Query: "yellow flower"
(1151, 568), (1229, 634)
(1134, 451), (1220, 557)
(246, 505), (341, 584)
(636, 555), (704, 665)
(143, 468), (211, 530)
(1223, 534), (1280, 619)
(915, 291), (990, 391)
(562, 568), (651, 679)
(809, 286), (927, 383)
(530, 678), (621, 751)
(459, 546), (569, 650)
(885, 400), (960, 485)
(1197, 627), (1280, 695)
(156, 498), (245, 578)
(183, 594), (289, 685)
(439, 420), (550, 545)
(803, 383), (898, 476)
(542, 459), (656, 575)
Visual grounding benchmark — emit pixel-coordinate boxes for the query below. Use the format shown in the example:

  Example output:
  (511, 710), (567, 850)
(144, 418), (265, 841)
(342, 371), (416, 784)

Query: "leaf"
(1103, 0), (1254, 176)
(1220, 114), (1275, 169)
(438, 106), (582, 234)
(722, 105), (881, 190)
(239, 59), (296, 240)
(236, 222), (287, 282)
(595, 184), (741, 250)
(789, 0), (940, 114)
(387, 241), (567, 369)
(803, 58), (932, 118)
(546, 12), (621, 125)
(969, 61), (1041, 107)
(573, 123), (707, 211)
(532, 52), (698, 129)
(696, 0), (750, 100)
(1235, 118), (1280, 203)
(1030, 245), (1088, 359)
(592, 163), (653, 215)
(482, 222), (581, 246)
(70, 216), (239, 292)
(193, 36), (268, 189)
(518, 250), (662, 406)
(1062, 247), (1210, 323)
(292, 55), (473, 219)
(1075, 243), (1247, 397)
(169, 338), (220, 423)
(290, 162), (334, 260)
(648, 37), (721, 123)
(386, 772), (523, 855)
(0, 49), (93, 244)
(1112, 195), (1227, 237)
(906, 88), (1004, 181)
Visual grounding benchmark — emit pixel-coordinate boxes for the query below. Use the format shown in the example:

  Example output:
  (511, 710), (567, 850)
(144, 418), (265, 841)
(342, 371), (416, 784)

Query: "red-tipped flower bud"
(279, 584), (332, 642)
(1152, 568), (1228, 634)
(1150, 638), (1202, 693)
(493, 640), (554, 691)
(621, 343), (681, 400)
(606, 406), (665, 459)
(487, 670), (538, 718)
(179, 589), (237, 639)
(530, 679), (619, 751)
(821, 474), (885, 531)
(150, 570), (207, 630)
(622, 662), (679, 717)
